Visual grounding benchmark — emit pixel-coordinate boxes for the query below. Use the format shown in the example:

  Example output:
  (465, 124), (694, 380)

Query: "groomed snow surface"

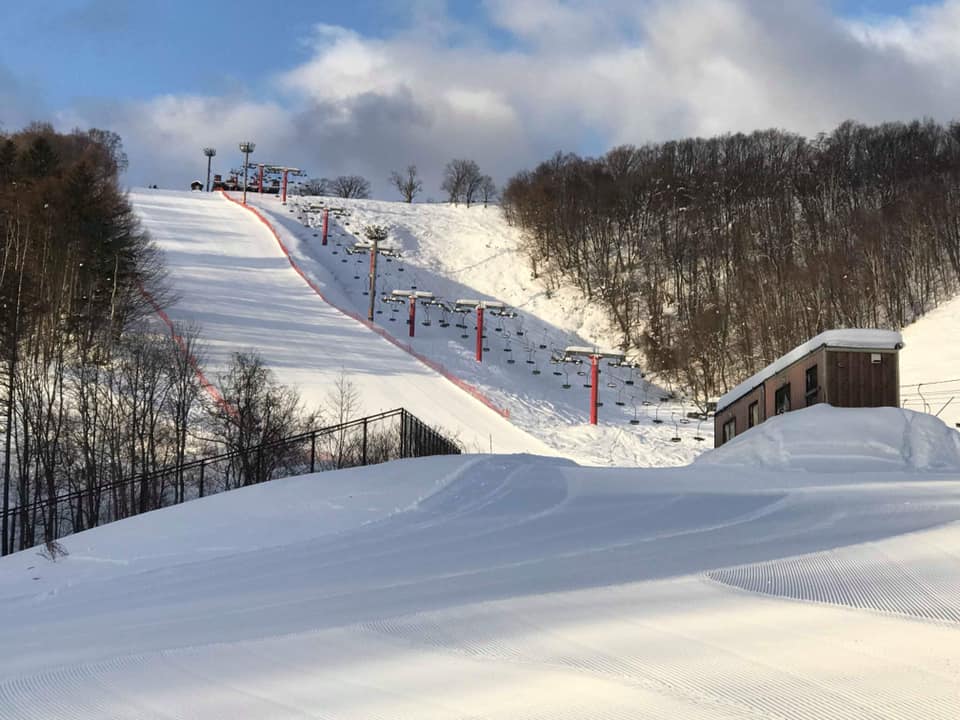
(1, 405), (960, 718)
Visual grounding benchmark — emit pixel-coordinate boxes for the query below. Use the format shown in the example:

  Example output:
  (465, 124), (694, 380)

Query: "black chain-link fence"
(2, 408), (460, 555)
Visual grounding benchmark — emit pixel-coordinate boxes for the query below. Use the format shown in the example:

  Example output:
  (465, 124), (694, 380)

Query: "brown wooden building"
(714, 329), (904, 448)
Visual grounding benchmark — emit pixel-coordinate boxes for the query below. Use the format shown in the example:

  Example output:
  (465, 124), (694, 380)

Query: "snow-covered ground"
(1, 405), (958, 718)
(901, 291), (960, 431)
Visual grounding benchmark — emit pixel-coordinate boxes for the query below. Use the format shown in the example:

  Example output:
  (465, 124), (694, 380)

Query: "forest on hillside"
(0, 125), (324, 554)
(502, 119), (960, 406)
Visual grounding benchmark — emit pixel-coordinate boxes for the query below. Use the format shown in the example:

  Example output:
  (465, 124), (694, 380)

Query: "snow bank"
(697, 405), (960, 472)
(0, 455), (476, 602)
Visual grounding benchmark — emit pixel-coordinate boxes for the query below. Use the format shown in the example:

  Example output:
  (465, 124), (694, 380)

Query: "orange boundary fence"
(138, 282), (235, 416)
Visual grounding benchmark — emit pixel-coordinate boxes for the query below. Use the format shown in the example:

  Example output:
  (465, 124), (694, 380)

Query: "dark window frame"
(722, 418), (736, 443)
(748, 401), (759, 428)
(774, 384), (791, 415)
(805, 365), (819, 406)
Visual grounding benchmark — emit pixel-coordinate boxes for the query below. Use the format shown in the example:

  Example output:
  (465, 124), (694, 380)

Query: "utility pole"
(238, 141), (255, 204)
(202, 147), (216, 192)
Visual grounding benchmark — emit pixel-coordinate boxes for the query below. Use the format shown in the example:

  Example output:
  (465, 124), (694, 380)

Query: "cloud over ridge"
(55, 0), (960, 195)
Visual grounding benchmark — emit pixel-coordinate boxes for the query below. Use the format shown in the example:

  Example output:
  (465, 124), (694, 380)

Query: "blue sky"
(1, 0), (922, 113)
(1, 1), (951, 194)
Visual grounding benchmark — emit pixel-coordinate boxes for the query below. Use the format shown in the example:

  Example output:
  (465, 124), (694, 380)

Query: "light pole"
(202, 147), (216, 192)
(238, 141), (256, 204)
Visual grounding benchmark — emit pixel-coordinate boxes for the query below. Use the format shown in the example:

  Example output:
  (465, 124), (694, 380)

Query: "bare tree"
(328, 175), (371, 199)
(324, 372), (361, 468)
(207, 352), (318, 488)
(441, 159), (483, 206)
(299, 177), (329, 196)
(389, 165), (422, 203)
(479, 175), (497, 207)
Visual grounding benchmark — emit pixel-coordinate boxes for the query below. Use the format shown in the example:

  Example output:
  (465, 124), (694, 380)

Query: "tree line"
(501, 119), (960, 406)
(301, 159), (498, 206)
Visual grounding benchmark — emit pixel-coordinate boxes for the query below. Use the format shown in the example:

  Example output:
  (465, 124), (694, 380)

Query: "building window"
(748, 401), (759, 428)
(722, 418), (736, 443)
(775, 384), (791, 415)
(805, 365), (818, 406)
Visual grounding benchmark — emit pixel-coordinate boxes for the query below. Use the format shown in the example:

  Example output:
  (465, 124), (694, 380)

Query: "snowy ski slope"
(250, 192), (708, 465)
(901, 291), (960, 431)
(130, 190), (554, 457)
(0, 406), (959, 718)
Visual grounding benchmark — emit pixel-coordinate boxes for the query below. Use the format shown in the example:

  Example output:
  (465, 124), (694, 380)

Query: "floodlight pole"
(476, 306), (485, 362)
(368, 236), (379, 322)
(238, 141), (255, 204)
(203, 147), (216, 192)
(322, 208), (329, 245)
(408, 296), (417, 337)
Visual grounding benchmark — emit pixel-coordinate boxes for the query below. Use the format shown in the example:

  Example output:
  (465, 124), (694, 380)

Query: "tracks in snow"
(709, 518), (960, 624)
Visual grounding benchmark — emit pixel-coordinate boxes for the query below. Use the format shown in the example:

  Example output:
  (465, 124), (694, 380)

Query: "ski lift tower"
(266, 165), (304, 205)
(562, 346), (626, 425)
(363, 226), (391, 321)
(454, 299), (517, 363)
(387, 290), (435, 337)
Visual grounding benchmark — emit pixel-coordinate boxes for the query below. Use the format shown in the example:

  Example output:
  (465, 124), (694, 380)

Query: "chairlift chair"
(670, 413), (682, 442)
(693, 416), (706, 442)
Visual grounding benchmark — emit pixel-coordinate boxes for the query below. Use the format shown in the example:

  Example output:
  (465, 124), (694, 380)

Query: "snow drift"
(697, 405), (960, 472)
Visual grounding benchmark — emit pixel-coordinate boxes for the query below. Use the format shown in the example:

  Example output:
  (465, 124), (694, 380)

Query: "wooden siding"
(826, 350), (898, 408)
(713, 385), (763, 446)
(763, 347), (826, 420)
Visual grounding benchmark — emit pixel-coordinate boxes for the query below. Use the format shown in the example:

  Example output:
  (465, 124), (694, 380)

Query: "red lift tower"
(562, 346), (626, 425)
(453, 299), (517, 362)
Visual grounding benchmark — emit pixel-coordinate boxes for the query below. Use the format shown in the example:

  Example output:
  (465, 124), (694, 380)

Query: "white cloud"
(56, 0), (960, 197)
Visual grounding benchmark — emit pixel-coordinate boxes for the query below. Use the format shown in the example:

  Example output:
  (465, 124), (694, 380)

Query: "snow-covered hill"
(901, 292), (960, 431)
(1, 406), (958, 718)
(253, 192), (708, 465)
(131, 190), (554, 458)
(132, 189), (708, 466)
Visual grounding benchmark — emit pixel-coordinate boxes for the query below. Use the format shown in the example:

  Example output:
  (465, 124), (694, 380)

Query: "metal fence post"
(199, 460), (205, 498)
(310, 431), (316, 473)
(362, 418), (368, 465)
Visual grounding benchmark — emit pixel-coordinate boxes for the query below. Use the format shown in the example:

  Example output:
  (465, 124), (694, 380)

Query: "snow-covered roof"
(717, 329), (904, 412)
